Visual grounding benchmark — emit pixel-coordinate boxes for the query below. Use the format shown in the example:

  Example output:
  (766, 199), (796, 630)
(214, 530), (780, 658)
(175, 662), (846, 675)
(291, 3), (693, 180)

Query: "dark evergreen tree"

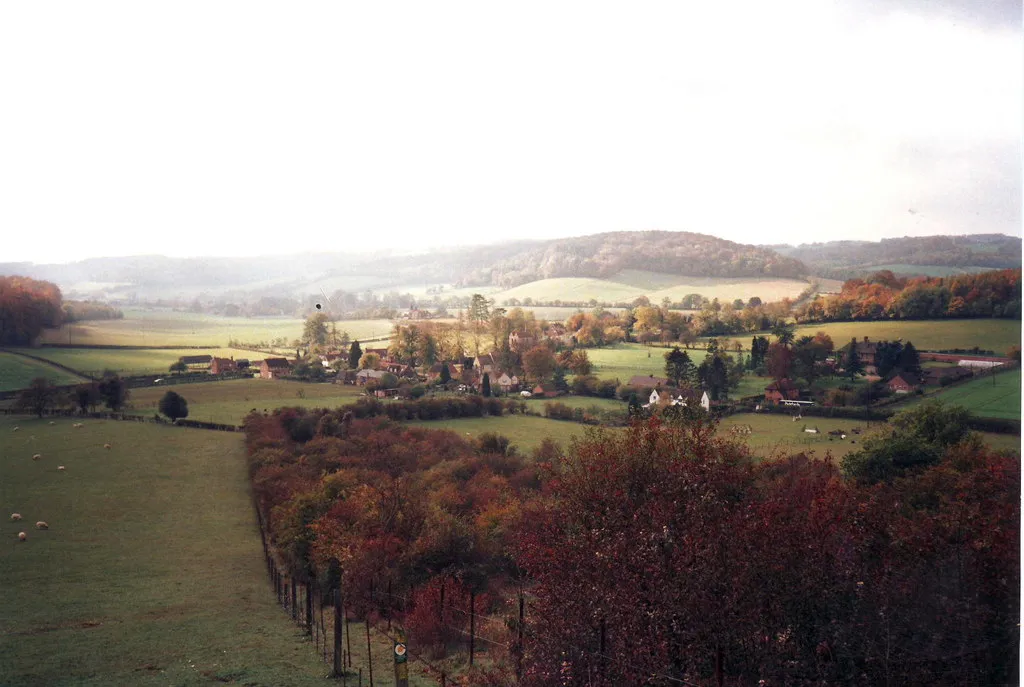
(158, 390), (189, 421)
(482, 372), (491, 397)
(348, 340), (363, 369)
(98, 374), (129, 412)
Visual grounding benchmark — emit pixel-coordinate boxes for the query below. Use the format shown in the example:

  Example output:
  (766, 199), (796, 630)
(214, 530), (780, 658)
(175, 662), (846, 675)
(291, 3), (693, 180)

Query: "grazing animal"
(32, 454), (41, 461)
(48, 421), (55, 425)
(73, 423), (84, 428)
(12, 426), (19, 432)
(103, 443), (111, 450)
(18, 532), (26, 541)
(35, 521), (48, 530)
(10, 513), (22, 522)
(57, 466), (66, 471)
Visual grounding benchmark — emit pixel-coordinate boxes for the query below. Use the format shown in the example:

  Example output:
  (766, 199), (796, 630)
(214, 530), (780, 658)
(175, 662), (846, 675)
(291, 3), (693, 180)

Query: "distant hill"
(770, 234), (1021, 279)
(0, 231), (807, 301)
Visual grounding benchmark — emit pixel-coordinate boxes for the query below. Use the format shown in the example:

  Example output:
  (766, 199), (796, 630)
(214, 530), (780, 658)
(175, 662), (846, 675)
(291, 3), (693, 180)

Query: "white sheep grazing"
(10, 513), (22, 522)
(32, 454), (41, 461)
(57, 466), (66, 472)
(72, 423), (83, 429)
(18, 532), (26, 541)
(12, 426), (19, 432)
(103, 443), (111, 449)
(35, 521), (48, 530)
(48, 421), (55, 425)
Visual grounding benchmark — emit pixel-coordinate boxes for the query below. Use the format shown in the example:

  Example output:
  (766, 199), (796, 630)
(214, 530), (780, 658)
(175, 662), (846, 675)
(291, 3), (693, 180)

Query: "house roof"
(356, 369), (387, 379)
(765, 379), (798, 392)
(628, 375), (670, 388)
(262, 358), (291, 369)
(476, 354), (495, 366)
(180, 354), (213, 365)
(210, 357), (234, 366)
(888, 371), (922, 387)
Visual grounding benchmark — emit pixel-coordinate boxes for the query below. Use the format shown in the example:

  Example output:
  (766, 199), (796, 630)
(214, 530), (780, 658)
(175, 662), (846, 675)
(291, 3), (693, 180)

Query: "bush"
(158, 390), (189, 421)
(410, 384), (426, 399)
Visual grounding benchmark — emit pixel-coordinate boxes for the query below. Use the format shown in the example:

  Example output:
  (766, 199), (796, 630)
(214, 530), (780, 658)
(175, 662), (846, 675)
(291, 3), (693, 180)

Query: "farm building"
(209, 357), (236, 374)
(495, 372), (520, 393)
(532, 383), (559, 398)
(475, 354), (497, 374)
(259, 358), (292, 380)
(923, 366), (973, 386)
(764, 379), (800, 404)
(628, 374), (671, 390)
(180, 354), (213, 370)
(887, 372), (922, 394)
(841, 338), (879, 375)
(508, 331), (538, 353)
(355, 369), (388, 385)
(383, 361), (418, 378)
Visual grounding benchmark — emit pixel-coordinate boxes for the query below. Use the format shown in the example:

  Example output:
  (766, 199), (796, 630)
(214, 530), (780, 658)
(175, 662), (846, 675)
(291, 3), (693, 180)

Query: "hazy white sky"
(1, 1), (1020, 264)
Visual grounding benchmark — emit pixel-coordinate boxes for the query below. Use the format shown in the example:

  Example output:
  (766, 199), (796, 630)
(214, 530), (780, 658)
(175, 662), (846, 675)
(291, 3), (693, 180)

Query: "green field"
(902, 370), (1022, 420)
(38, 309), (393, 348)
(488, 272), (810, 305)
(525, 395), (627, 414)
(0, 416), (332, 686)
(127, 378), (365, 426)
(0, 352), (87, 391)
(406, 415), (601, 452)
(11, 347), (274, 377)
(587, 343), (709, 382)
(791, 319), (1021, 355)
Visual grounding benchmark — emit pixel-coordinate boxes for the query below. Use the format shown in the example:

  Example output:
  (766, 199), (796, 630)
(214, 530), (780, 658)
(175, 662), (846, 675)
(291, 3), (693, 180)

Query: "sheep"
(103, 443), (112, 450)
(48, 421), (55, 425)
(18, 532), (26, 541)
(57, 466), (66, 471)
(10, 513), (22, 522)
(32, 454), (41, 461)
(12, 426), (19, 432)
(35, 521), (48, 530)
(72, 423), (83, 429)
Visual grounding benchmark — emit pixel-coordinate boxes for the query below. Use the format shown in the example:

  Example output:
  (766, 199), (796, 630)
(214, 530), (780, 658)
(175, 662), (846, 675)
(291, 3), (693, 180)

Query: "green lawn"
(901, 369), (1022, 420)
(11, 347), (274, 377)
(0, 416), (332, 686)
(127, 378), (366, 426)
(38, 309), (393, 348)
(791, 319), (1020, 356)
(0, 352), (87, 392)
(587, 343), (708, 382)
(405, 415), (604, 453)
(526, 395), (627, 413)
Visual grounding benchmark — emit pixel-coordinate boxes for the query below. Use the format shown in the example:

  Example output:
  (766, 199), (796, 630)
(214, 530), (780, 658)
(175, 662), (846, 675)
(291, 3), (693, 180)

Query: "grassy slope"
(0, 416), (330, 686)
(899, 370), (1022, 420)
(861, 264), (1002, 277)
(587, 343), (709, 382)
(127, 379), (365, 426)
(38, 310), (393, 347)
(648, 279), (807, 304)
(0, 352), (87, 391)
(11, 347), (274, 377)
(792, 319), (1021, 355)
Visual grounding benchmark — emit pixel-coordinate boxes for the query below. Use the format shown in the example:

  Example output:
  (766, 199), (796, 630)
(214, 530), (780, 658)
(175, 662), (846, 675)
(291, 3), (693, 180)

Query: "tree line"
(245, 401), (1018, 685)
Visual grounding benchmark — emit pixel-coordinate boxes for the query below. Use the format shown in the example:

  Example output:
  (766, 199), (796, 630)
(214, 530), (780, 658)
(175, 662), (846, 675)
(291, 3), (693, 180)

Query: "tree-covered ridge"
(796, 268), (1022, 322)
(457, 231), (808, 288)
(774, 233), (1021, 279)
(0, 275), (64, 345)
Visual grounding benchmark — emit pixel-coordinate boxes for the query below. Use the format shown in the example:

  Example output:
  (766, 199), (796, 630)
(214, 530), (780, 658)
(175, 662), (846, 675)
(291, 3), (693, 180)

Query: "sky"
(1, 0), (1020, 264)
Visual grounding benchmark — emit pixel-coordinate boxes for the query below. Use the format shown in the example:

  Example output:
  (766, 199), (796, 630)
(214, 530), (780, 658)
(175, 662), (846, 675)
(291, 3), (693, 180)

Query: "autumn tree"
(523, 345), (556, 385)
(302, 312), (329, 347)
(358, 352), (381, 370)
(765, 342), (793, 381)
(17, 377), (57, 418)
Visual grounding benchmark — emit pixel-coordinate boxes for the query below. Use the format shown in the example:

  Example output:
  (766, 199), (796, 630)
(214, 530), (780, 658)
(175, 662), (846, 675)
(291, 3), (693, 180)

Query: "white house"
(700, 391), (711, 412)
(643, 389), (661, 408)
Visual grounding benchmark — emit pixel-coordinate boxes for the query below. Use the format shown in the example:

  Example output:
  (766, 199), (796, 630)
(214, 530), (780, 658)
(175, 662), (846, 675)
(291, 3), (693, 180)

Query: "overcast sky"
(1, 1), (1020, 264)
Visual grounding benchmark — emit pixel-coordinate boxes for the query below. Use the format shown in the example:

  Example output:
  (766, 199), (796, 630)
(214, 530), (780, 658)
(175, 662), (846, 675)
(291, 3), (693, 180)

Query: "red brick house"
(260, 358), (292, 380)
(887, 372), (922, 394)
(764, 379), (800, 404)
(209, 357), (236, 375)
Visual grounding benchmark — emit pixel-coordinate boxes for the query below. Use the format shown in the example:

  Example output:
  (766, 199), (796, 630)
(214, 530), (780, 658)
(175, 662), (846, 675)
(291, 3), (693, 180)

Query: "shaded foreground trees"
(246, 405), (1019, 686)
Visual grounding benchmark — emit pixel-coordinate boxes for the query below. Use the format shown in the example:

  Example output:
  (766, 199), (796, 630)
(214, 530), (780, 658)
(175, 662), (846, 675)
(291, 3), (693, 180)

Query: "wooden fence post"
(333, 586), (344, 678)
(306, 581), (313, 635)
(291, 577), (298, 621)
(366, 617), (374, 687)
(469, 590), (475, 666)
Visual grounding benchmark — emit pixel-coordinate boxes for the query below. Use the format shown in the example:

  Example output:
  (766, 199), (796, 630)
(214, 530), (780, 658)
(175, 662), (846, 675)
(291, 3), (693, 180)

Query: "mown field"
(525, 396), (627, 414)
(10, 347), (272, 378)
(902, 370), (1022, 420)
(791, 319), (1021, 355)
(0, 352), (87, 392)
(38, 309), (393, 348)
(489, 272), (810, 306)
(127, 379), (365, 426)
(0, 416), (332, 686)
(405, 415), (601, 453)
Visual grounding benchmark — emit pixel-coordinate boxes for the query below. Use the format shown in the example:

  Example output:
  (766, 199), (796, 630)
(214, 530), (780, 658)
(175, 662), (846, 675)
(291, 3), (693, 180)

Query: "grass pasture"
(903, 369), (1022, 420)
(127, 378), (365, 426)
(587, 343), (708, 382)
(0, 416), (330, 686)
(792, 319), (1021, 356)
(405, 415), (602, 453)
(0, 352), (87, 392)
(12, 347), (273, 378)
(861, 264), (1002, 277)
(724, 412), (879, 460)
(38, 309), (393, 348)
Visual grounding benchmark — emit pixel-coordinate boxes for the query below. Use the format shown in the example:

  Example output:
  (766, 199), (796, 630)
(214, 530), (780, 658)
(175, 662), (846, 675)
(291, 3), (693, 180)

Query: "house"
(428, 362), (458, 382)
(923, 366), (972, 386)
(383, 361), (417, 378)
(355, 369), (388, 385)
(209, 357), (236, 375)
(364, 347), (390, 361)
(764, 379), (800, 404)
(475, 354), (496, 375)
(495, 372), (520, 394)
(321, 352), (344, 368)
(508, 331), (537, 353)
(260, 358), (292, 380)
(180, 354), (213, 370)
(628, 375), (671, 390)
(847, 337), (879, 375)
(643, 389), (661, 408)
(886, 372), (922, 394)
(544, 323), (575, 346)
(532, 383), (559, 398)
(374, 388), (401, 398)
(700, 391), (711, 412)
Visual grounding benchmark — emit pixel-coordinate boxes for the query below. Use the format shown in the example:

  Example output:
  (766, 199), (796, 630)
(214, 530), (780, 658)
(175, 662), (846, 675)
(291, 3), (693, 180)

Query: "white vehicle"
(520, 390), (532, 397)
